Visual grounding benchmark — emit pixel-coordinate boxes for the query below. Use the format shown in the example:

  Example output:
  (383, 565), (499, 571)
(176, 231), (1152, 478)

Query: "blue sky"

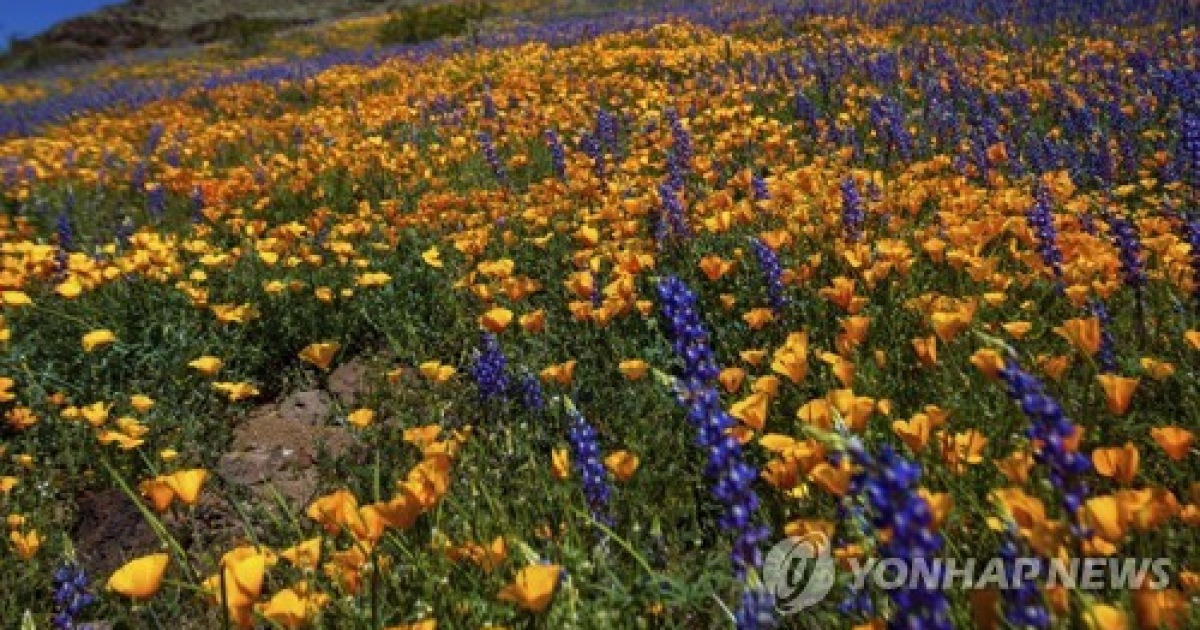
(0, 1), (122, 44)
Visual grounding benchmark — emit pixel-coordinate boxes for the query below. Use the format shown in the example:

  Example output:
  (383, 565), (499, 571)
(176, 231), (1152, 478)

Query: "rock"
(73, 489), (160, 579)
(219, 390), (356, 512)
(328, 357), (372, 405)
(275, 389), (334, 428)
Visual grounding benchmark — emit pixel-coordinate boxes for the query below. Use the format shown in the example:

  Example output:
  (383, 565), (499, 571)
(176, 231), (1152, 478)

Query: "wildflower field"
(0, 0), (1198, 628)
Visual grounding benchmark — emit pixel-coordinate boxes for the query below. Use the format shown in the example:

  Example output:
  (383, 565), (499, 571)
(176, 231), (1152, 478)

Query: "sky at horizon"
(0, 1), (123, 46)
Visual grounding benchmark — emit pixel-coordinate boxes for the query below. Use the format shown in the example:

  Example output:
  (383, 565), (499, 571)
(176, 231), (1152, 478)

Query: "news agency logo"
(762, 532), (835, 614)
(763, 534), (1172, 616)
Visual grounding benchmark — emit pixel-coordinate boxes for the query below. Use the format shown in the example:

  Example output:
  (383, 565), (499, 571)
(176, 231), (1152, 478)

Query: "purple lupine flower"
(580, 132), (605, 180)
(1089, 300), (1119, 373)
(657, 276), (774, 630)
(1078, 211), (1098, 236)
(1176, 110), (1200, 190)
(52, 563), (95, 629)
(663, 108), (692, 191)
(190, 186), (205, 224)
(565, 402), (612, 526)
(845, 439), (951, 630)
(130, 162), (147, 194)
(146, 184), (166, 220)
(481, 89), (496, 120)
(840, 177), (865, 242)
(1104, 212), (1147, 322)
(143, 122), (165, 157)
(518, 371), (545, 412)
(665, 108), (692, 164)
(793, 90), (819, 130)
(870, 97), (913, 162)
(657, 182), (691, 240)
(751, 174), (769, 202)
(733, 586), (777, 630)
(1025, 184), (1064, 280)
(55, 213), (73, 275)
(469, 332), (510, 402)
(544, 129), (567, 181)
(595, 108), (620, 157)
(477, 131), (508, 186)
(750, 237), (787, 313)
(997, 522), (1050, 630)
(115, 216), (135, 250)
(998, 358), (1091, 535)
(1182, 213), (1200, 305)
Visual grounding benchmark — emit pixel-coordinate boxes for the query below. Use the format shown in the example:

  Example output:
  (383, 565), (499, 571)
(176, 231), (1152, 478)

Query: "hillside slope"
(2, 0), (396, 69)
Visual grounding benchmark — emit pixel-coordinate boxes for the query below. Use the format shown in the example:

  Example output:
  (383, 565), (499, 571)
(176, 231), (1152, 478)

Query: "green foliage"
(377, 1), (492, 46)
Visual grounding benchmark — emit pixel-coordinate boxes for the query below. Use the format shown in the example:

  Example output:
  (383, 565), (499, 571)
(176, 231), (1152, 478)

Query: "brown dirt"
(218, 389), (357, 510)
(72, 489), (161, 579)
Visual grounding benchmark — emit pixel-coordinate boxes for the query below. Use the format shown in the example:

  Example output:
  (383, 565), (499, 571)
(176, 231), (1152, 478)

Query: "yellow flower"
(82, 329), (117, 352)
(188, 356), (224, 376)
(80, 401), (111, 427)
(498, 564), (562, 612)
(618, 359), (649, 380)
(1083, 603), (1128, 630)
(9, 528), (41, 559)
(1139, 357), (1175, 380)
(56, 278), (83, 299)
(1, 291), (31, 307)
(130, 394), (155, 413)
(280, 538), (323, 570)
(551, 448), (570, 481)
(604, 450), (640, 482)
(479, 307), (514, 333)
(419, 361), (456, 383)
(213, 382), (260, 402)
(164, 469), (208, 505)
(4, 407), (37, 431)
(347, 408), (376, 429)
(356, 271), (392, 287)
(108, 553), (169, 600)
(299, 342), (340, 370)
(422, 246), (443, 268)
(258, 582), (330, 629)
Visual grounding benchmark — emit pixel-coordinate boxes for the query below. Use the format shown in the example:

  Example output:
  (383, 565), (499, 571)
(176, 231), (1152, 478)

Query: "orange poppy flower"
(479, 307), (513, 333)
(892, 414), (932, 452)
(730, 392), (769, 431)
(498, 564), (562, 612)
(1097, 375), (1138, 415)
(1082, 603), (1128, 630)
(603, 450), (640, 482)
(743, 308), (775, 330)
(1055, 317), (1102, 356)
(1092, 443), (1139, 485)
(970, 348), (1005, 380)
(1150, 427), (1193, 461)
(551, 448), (570, 481)
(164, 469), (208, 505)
(618, 359), (649, 380)
(108, 553), (169, 600)
(912, 336), (938, 367)
(298, 342), (340, 370)
(719, 367), (746, 393)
